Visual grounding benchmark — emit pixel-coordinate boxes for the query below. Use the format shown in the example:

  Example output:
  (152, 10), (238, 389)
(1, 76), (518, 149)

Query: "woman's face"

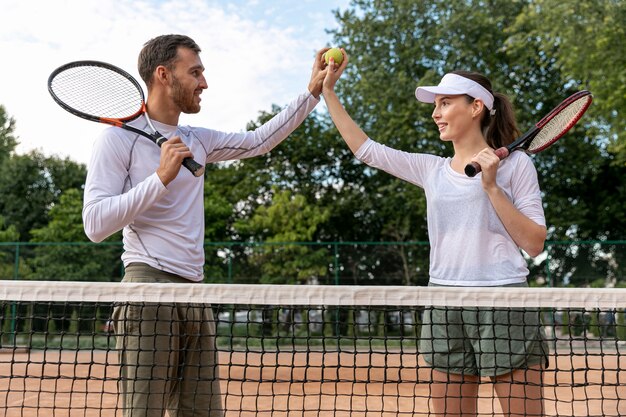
(431, 95), (476, 142)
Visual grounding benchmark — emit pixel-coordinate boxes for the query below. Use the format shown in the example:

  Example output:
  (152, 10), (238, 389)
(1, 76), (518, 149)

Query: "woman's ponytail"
(485, 92), (520, 149)
(451, 71), (521, 149)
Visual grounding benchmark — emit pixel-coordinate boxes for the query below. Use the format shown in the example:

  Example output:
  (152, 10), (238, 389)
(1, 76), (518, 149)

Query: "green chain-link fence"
(1, 240), (624, 287)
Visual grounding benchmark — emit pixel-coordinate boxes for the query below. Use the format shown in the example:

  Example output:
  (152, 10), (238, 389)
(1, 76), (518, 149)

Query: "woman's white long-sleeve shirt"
(83, 91), (319, 281)
(355, 138), (545, 286)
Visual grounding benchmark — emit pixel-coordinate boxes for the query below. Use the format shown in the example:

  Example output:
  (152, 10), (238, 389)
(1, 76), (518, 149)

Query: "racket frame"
(48, 60), (205, 177)
(464, 90), (592, 177)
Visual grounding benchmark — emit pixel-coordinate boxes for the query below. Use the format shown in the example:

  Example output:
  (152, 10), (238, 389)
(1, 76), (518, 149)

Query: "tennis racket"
(47, 60), (205, 177)
(465, 90), (592, 177)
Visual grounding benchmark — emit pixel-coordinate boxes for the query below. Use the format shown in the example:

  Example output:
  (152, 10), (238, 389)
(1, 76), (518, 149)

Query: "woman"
(321, 49), (548, 417)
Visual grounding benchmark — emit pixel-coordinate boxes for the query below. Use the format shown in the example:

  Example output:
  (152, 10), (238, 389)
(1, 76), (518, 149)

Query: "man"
(82, 34), (329, 416)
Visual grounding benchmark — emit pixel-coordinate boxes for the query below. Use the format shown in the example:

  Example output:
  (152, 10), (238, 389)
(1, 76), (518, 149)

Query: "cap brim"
(415, 86), (465, 103)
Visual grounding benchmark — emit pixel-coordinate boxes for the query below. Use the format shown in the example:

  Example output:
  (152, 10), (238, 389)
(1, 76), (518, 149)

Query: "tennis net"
(1, 281), (625, 416)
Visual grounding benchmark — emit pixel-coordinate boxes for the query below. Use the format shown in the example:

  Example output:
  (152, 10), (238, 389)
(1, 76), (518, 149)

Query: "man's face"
(169, 47), (207, 114)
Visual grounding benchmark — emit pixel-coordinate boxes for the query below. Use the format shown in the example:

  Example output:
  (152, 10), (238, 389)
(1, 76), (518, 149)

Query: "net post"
(333, 242), (340, 285)
(10, 243), (20, 346)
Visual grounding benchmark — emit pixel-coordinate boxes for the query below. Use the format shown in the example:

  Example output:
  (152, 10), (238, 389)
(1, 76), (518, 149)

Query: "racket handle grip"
(464, 147), (510, 177)
(183, 157), (205, 177)
(464, 162), (482, 177)
(155, 137), (205, 177)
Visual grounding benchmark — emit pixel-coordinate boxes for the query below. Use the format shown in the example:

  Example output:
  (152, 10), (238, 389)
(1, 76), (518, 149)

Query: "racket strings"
(527, 95), (591, 152)
(50, 66), (143, 119)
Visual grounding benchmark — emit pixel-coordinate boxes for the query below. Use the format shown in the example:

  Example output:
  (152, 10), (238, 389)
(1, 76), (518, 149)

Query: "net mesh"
(1, 281), (625, 417)
(49, 64), (143, 119)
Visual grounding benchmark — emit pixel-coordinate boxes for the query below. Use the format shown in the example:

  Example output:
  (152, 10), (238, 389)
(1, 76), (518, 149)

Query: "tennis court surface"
(1, 281), (625, 416)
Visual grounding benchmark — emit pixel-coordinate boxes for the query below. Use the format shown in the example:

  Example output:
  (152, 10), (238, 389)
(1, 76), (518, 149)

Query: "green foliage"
(504, 0), (626, 245)
(200, 0), (623, 285)
(237, 188), (330, 242)
(0, 217), (19, 243)
(202, 177), (235, 282)
(0, 106), (18, 163)
(508, 0), (626, 166)
(29, 189), (122, 281)
(234, 188), (331, 284)
(0, 0), (624, 287)
(30, 189), (85, 242)
(0, 217), (31, 280)
(0, 151), (86, 241)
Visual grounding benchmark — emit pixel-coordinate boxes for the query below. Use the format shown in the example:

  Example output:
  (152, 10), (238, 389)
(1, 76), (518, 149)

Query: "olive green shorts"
(420, 282), (549, 377)
(113, 263), (224, 417)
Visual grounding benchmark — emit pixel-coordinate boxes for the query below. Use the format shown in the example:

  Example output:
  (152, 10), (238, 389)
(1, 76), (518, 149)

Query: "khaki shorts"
(420, 282), (549, 377)
(113, 263), (223, 417)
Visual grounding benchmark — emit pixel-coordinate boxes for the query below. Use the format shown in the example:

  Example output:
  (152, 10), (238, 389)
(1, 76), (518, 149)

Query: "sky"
(0, 0), (349, 166)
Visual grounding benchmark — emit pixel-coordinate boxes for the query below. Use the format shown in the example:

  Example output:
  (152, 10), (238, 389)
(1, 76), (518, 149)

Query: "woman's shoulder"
(508, 149), (532, 161)
(500, 150), (540, 188)
(503, 150), (536, 170)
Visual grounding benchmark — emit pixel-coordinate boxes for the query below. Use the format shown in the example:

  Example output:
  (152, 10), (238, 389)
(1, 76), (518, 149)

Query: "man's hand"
(308, 48), (331, 99)
(156, 136), (194, 186)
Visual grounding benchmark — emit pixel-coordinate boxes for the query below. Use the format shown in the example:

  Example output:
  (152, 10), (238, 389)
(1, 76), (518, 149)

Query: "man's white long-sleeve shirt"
(83, 91), (319, 281)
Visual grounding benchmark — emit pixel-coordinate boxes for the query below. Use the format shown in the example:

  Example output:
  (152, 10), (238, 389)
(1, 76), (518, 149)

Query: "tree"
(327, 0), (564, 282)
(0, 152), (86, 241)
(508, 0), (626, 166)
(200, 106), (384, 283)
(0, 216), (30, 280)
(0, 106), (18, 163)
(29, 188), (122, 281)
(203, 0), (622, 286)
(202, 174), (236, 282)
(5, 0), (622, 288)
(327, 0), (626, 285)
(0, 217), (19, 242)
(494, 0), (626, 282)
(234, 188), (331, 284)
(207, 108), (376, 241)
(501, 0), (626, 284)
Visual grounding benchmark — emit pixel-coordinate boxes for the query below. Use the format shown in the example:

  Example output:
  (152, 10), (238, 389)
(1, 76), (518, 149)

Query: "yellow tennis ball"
(324, 47), (344, 65)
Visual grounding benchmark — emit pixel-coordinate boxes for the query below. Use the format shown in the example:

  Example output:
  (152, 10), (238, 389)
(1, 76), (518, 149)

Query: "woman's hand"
(322, 48), (348, 95)
(471, 147), (501, 191)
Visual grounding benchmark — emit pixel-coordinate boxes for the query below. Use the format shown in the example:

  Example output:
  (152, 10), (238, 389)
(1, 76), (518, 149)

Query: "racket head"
(525, 90), (592, 154)
(48, 60), (145, 126)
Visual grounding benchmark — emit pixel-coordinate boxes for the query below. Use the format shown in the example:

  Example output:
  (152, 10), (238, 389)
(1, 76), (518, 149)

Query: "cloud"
(0, 0), (341, 165)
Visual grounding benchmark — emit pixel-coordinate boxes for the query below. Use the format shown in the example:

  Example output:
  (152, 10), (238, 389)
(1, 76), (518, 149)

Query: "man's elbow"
(82, 206), (106, 243)
(83, 223), (106, 243)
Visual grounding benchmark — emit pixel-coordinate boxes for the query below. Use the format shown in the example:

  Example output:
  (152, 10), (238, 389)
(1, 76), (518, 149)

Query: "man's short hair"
(138, 34), (201, 88)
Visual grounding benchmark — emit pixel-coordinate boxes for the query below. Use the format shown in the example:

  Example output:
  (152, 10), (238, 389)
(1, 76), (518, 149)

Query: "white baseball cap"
(415, 73), (494, 110)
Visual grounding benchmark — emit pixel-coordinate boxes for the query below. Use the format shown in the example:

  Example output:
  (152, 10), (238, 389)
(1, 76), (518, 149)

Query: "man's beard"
(171, 75), (201, 114)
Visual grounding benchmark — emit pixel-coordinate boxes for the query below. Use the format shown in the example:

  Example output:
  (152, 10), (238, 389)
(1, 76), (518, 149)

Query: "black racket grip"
(182, 157), (205, 177)
(464, 162), (481, 177)
(464, 147), (510, 177)
(155, 137), (205, 177)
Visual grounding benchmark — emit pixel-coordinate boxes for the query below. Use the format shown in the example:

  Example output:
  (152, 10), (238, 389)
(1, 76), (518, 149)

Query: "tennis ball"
(323, 48), (344, 66)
